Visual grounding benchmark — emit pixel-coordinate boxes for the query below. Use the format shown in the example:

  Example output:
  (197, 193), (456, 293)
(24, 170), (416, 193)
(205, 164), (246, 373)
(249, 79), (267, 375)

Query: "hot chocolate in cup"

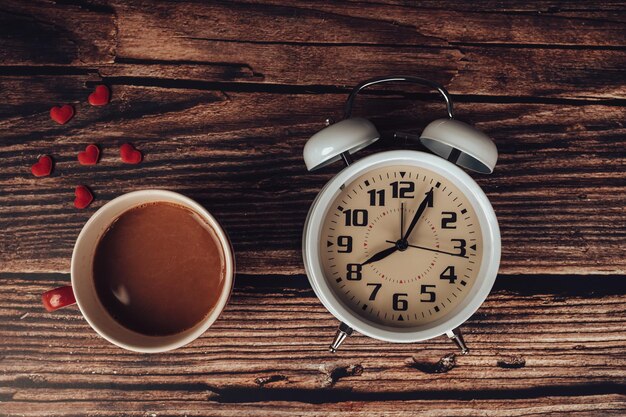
(42, 190), (235, 353)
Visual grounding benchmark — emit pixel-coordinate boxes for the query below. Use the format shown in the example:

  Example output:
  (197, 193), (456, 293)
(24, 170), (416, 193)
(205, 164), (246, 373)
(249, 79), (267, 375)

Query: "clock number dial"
(451, 239), (467, 257)
(420, 285), (436, 303)
(367, 283), (382, 300)
(440, 265), (457, 283)
(321, 165), (483, 328)
(424, 189), (434, 208)
(391, 181), (415, 199)
(337, 235), (353, 253)
(344, 209), (368, 226)
(368, 189), (385, 206)
(392, 293), (408, 311)
(346, 263), (362, 281)
(441, 211), (457, 229)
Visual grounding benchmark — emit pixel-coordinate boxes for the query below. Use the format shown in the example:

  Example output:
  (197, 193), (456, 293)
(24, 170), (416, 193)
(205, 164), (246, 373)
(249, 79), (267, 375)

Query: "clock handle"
(329, 322), (353, 353)
(446, 327), (470, 355)
(343, 75), (454, 120)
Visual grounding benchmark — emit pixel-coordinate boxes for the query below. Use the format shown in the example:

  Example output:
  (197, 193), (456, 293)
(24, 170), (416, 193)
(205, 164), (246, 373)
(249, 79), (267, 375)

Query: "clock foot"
(329, 322), (353, 353)
(446, 328), (470, 355)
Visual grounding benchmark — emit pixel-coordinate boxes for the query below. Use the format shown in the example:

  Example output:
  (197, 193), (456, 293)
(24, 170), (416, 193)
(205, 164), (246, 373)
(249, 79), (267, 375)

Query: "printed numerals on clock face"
(320, 165), (483, 328)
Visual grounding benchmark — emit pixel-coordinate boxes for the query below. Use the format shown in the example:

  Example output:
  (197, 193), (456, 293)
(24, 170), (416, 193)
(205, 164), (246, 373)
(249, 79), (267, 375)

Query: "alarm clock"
(302, 76), (500, 354)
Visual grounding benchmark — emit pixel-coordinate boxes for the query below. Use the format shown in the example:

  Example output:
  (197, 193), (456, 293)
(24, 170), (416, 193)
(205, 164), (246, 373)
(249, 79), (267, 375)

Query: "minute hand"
(402, 187), (433, 241)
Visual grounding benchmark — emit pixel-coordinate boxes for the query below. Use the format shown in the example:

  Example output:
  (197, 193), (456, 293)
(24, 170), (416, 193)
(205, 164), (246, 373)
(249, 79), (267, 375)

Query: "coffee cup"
(41, 190), (235, 353)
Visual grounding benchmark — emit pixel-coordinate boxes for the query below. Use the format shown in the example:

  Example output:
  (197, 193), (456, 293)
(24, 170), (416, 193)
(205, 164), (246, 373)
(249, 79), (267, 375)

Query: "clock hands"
(361, 200), (408, 266)
(361, 187), (443, 266)
(385, 240), (468, 259)
(363, 238), (469, 266)
(402, 188), (433, 241)
(361, 245), (398, 266)
(400, 202), (405, 239)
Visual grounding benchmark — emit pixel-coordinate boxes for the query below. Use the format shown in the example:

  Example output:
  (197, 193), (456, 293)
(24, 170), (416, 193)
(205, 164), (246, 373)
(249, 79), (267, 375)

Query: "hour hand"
(361, 245), (398, 266)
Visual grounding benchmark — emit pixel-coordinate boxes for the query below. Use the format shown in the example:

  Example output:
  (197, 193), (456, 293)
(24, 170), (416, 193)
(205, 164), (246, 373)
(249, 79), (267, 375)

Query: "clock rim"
(302, 150), (501, 343)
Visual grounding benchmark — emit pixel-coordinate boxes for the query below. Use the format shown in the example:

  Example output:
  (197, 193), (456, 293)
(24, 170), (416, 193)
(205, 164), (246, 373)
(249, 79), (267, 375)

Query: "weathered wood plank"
(178, 0), (626, 46)
(2, 1), (625, 100)
(113, 2), (626, 100)
(3, 46), (622, 102)
(104, 45), (626, 100)
(0, 80), (624, 274)
(1, 396), (624, 417)
(1, 396), (625, 417)
(0, 0), (115, 65)
(3, 0), (623, 71)
(352, 0), (626, 13)
(65, 0), (626, 52)
(0, 274), (624, 414)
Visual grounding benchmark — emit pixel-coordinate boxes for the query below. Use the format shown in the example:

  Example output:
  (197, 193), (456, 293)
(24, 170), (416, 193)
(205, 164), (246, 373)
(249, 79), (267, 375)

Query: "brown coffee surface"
(93, 202), (226, 336)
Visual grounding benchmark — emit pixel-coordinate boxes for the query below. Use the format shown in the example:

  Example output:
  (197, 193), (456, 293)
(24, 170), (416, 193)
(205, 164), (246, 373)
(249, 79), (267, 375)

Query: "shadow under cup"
(71, 190), (234, 353)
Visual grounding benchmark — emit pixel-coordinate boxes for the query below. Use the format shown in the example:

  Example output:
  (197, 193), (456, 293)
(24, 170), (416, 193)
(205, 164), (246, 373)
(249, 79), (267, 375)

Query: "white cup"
(41, 190), (235, 353)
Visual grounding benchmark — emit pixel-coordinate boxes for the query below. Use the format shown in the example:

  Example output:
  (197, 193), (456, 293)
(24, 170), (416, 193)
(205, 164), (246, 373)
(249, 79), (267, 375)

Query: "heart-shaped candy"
(74, 185), (93, 209)
(31, 155), (53, 177)
(42, 286), (76, 312)
(88, 85), (110, 106)
(50, 104), (74, 125)
(120, 143), (142, 164)
(78, 144), (100, 165)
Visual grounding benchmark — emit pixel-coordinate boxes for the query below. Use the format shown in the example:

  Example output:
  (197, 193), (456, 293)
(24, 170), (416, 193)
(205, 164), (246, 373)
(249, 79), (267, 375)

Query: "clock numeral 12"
(390, 181), (415, 199)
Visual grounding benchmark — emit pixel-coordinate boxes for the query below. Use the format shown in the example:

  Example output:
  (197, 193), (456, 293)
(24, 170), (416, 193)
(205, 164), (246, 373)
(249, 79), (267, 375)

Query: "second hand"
(385, 240), (468, 259)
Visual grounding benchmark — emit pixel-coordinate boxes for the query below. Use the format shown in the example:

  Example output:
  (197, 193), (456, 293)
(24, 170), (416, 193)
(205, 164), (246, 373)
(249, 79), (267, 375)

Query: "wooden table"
(1, 1), (625, 415)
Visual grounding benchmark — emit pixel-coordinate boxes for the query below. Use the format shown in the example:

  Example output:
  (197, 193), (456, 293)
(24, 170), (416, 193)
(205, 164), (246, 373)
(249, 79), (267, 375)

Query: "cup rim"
(71, 189), (235, 353)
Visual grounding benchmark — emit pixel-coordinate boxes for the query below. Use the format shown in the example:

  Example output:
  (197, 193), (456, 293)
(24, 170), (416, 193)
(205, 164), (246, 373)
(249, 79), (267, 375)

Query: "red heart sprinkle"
(88, 85), (110, 106)
(77, 144), (100, 165)
(74, 185), (93, 209)
(42, 286), (76, 312)
(120, 143), (142, 164)
(50, 104), (74, 125)
(31, 155), (53, 177)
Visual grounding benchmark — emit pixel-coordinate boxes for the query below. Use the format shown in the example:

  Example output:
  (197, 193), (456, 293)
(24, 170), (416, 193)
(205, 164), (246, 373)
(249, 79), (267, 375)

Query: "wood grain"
(114, 0), (626, 47)
(0, 0), (625, 415)
(0, 0), (115, 65)
(110, 1), (626, 99)
(0, 273), (624, 416)
(1, 80), (624, 274)
(1, 1), (625, 99)
(2, 396), (624, 417)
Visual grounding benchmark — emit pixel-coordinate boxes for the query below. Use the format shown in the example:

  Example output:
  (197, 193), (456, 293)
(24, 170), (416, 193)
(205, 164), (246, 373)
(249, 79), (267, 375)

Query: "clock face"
(320, 165), (483, 328)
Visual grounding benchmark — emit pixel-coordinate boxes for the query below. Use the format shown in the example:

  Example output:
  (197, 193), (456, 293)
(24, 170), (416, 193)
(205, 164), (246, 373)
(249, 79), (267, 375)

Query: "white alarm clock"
(302, 76), (501, 354)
